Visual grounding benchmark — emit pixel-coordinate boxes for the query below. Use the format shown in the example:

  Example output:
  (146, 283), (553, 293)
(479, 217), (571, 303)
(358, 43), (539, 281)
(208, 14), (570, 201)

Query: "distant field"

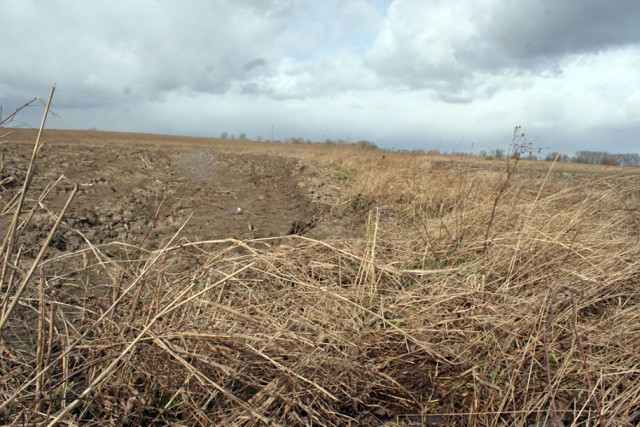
(2, 129), (639, 425)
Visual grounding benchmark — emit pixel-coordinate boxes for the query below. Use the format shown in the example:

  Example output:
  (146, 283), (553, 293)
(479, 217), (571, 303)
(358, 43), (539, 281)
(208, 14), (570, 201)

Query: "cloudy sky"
(2, 0), (640, 154)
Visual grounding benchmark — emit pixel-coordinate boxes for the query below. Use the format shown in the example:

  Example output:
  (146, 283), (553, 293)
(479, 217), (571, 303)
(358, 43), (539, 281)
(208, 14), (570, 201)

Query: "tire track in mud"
(1, 141), (318, 256)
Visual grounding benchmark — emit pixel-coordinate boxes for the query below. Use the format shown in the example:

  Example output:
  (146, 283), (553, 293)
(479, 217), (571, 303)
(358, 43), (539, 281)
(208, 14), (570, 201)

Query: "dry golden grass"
(2, 125), (640, 425)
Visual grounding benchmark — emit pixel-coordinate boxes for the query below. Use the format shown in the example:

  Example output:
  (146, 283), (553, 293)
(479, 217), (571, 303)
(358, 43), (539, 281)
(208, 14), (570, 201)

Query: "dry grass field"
(1, 126), (640, 426)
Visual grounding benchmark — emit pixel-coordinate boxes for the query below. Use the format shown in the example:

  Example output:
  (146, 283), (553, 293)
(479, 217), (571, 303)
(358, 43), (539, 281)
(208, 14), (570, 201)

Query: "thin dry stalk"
(570, 294), (604, 426)
(542, 289), (561, 426)
(0, 85), (56, 291)
(0, 184), (77, 336)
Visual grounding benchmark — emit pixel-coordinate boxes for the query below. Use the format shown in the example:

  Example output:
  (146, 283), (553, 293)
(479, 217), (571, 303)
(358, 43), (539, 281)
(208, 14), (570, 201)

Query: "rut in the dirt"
(1, 140), (320, 256)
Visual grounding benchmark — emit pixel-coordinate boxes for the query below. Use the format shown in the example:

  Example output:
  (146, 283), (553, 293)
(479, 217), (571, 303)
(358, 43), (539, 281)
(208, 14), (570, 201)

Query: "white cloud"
(365, 0), (487, 88)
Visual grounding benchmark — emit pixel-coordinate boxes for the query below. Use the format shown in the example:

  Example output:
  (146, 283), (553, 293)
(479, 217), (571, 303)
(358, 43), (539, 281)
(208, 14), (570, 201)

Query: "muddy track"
(1, 140), (323, 257)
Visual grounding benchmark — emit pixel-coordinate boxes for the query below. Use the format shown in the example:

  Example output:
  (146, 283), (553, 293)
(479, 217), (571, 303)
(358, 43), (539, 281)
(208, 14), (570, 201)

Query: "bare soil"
(1, 130), (351, 257)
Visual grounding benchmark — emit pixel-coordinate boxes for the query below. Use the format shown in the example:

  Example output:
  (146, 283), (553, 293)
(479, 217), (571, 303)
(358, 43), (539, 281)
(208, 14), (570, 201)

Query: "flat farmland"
(2, 129), (640, 426)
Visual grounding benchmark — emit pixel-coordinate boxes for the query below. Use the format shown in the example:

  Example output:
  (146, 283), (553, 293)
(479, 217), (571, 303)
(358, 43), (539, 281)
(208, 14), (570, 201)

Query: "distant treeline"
(219, 132), (380, 150)
(217, 132), (639, 168)
(417, 148), (640, 168)
(565, 150), (640, 167)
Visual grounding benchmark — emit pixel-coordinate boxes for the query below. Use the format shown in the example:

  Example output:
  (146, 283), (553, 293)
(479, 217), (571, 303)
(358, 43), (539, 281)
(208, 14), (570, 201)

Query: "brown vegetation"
(2, 110), (640, 424)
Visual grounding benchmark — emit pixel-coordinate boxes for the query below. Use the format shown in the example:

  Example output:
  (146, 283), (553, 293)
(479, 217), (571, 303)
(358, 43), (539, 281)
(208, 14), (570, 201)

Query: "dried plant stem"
(0, 184), (77, 337)
(0, 96), (39, 127)
(0, 245), (22, 317)
(506, 153), (559, 284)
(542, 290), (560, 427)
(571, 294), (604, 426)
(483, 127), (523, 255)
(45, 300), (56, 381)
(0, 85), (56, 292)
(35, 275), (46, 413)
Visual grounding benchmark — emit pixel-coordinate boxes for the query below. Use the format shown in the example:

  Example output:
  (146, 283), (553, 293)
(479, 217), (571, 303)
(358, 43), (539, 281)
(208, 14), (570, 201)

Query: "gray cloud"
(365, 0), (640, 98)
(484, 1), (640, 62)
(244, 58), (268, 71)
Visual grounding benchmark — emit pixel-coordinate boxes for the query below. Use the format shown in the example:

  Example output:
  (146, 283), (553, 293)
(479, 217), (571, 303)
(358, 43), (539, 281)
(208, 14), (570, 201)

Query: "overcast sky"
(2, 0), (640, 154)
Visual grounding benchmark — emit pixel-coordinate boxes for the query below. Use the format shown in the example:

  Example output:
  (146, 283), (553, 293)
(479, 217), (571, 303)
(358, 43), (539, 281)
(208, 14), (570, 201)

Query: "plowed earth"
(1, 130), (349, 259)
